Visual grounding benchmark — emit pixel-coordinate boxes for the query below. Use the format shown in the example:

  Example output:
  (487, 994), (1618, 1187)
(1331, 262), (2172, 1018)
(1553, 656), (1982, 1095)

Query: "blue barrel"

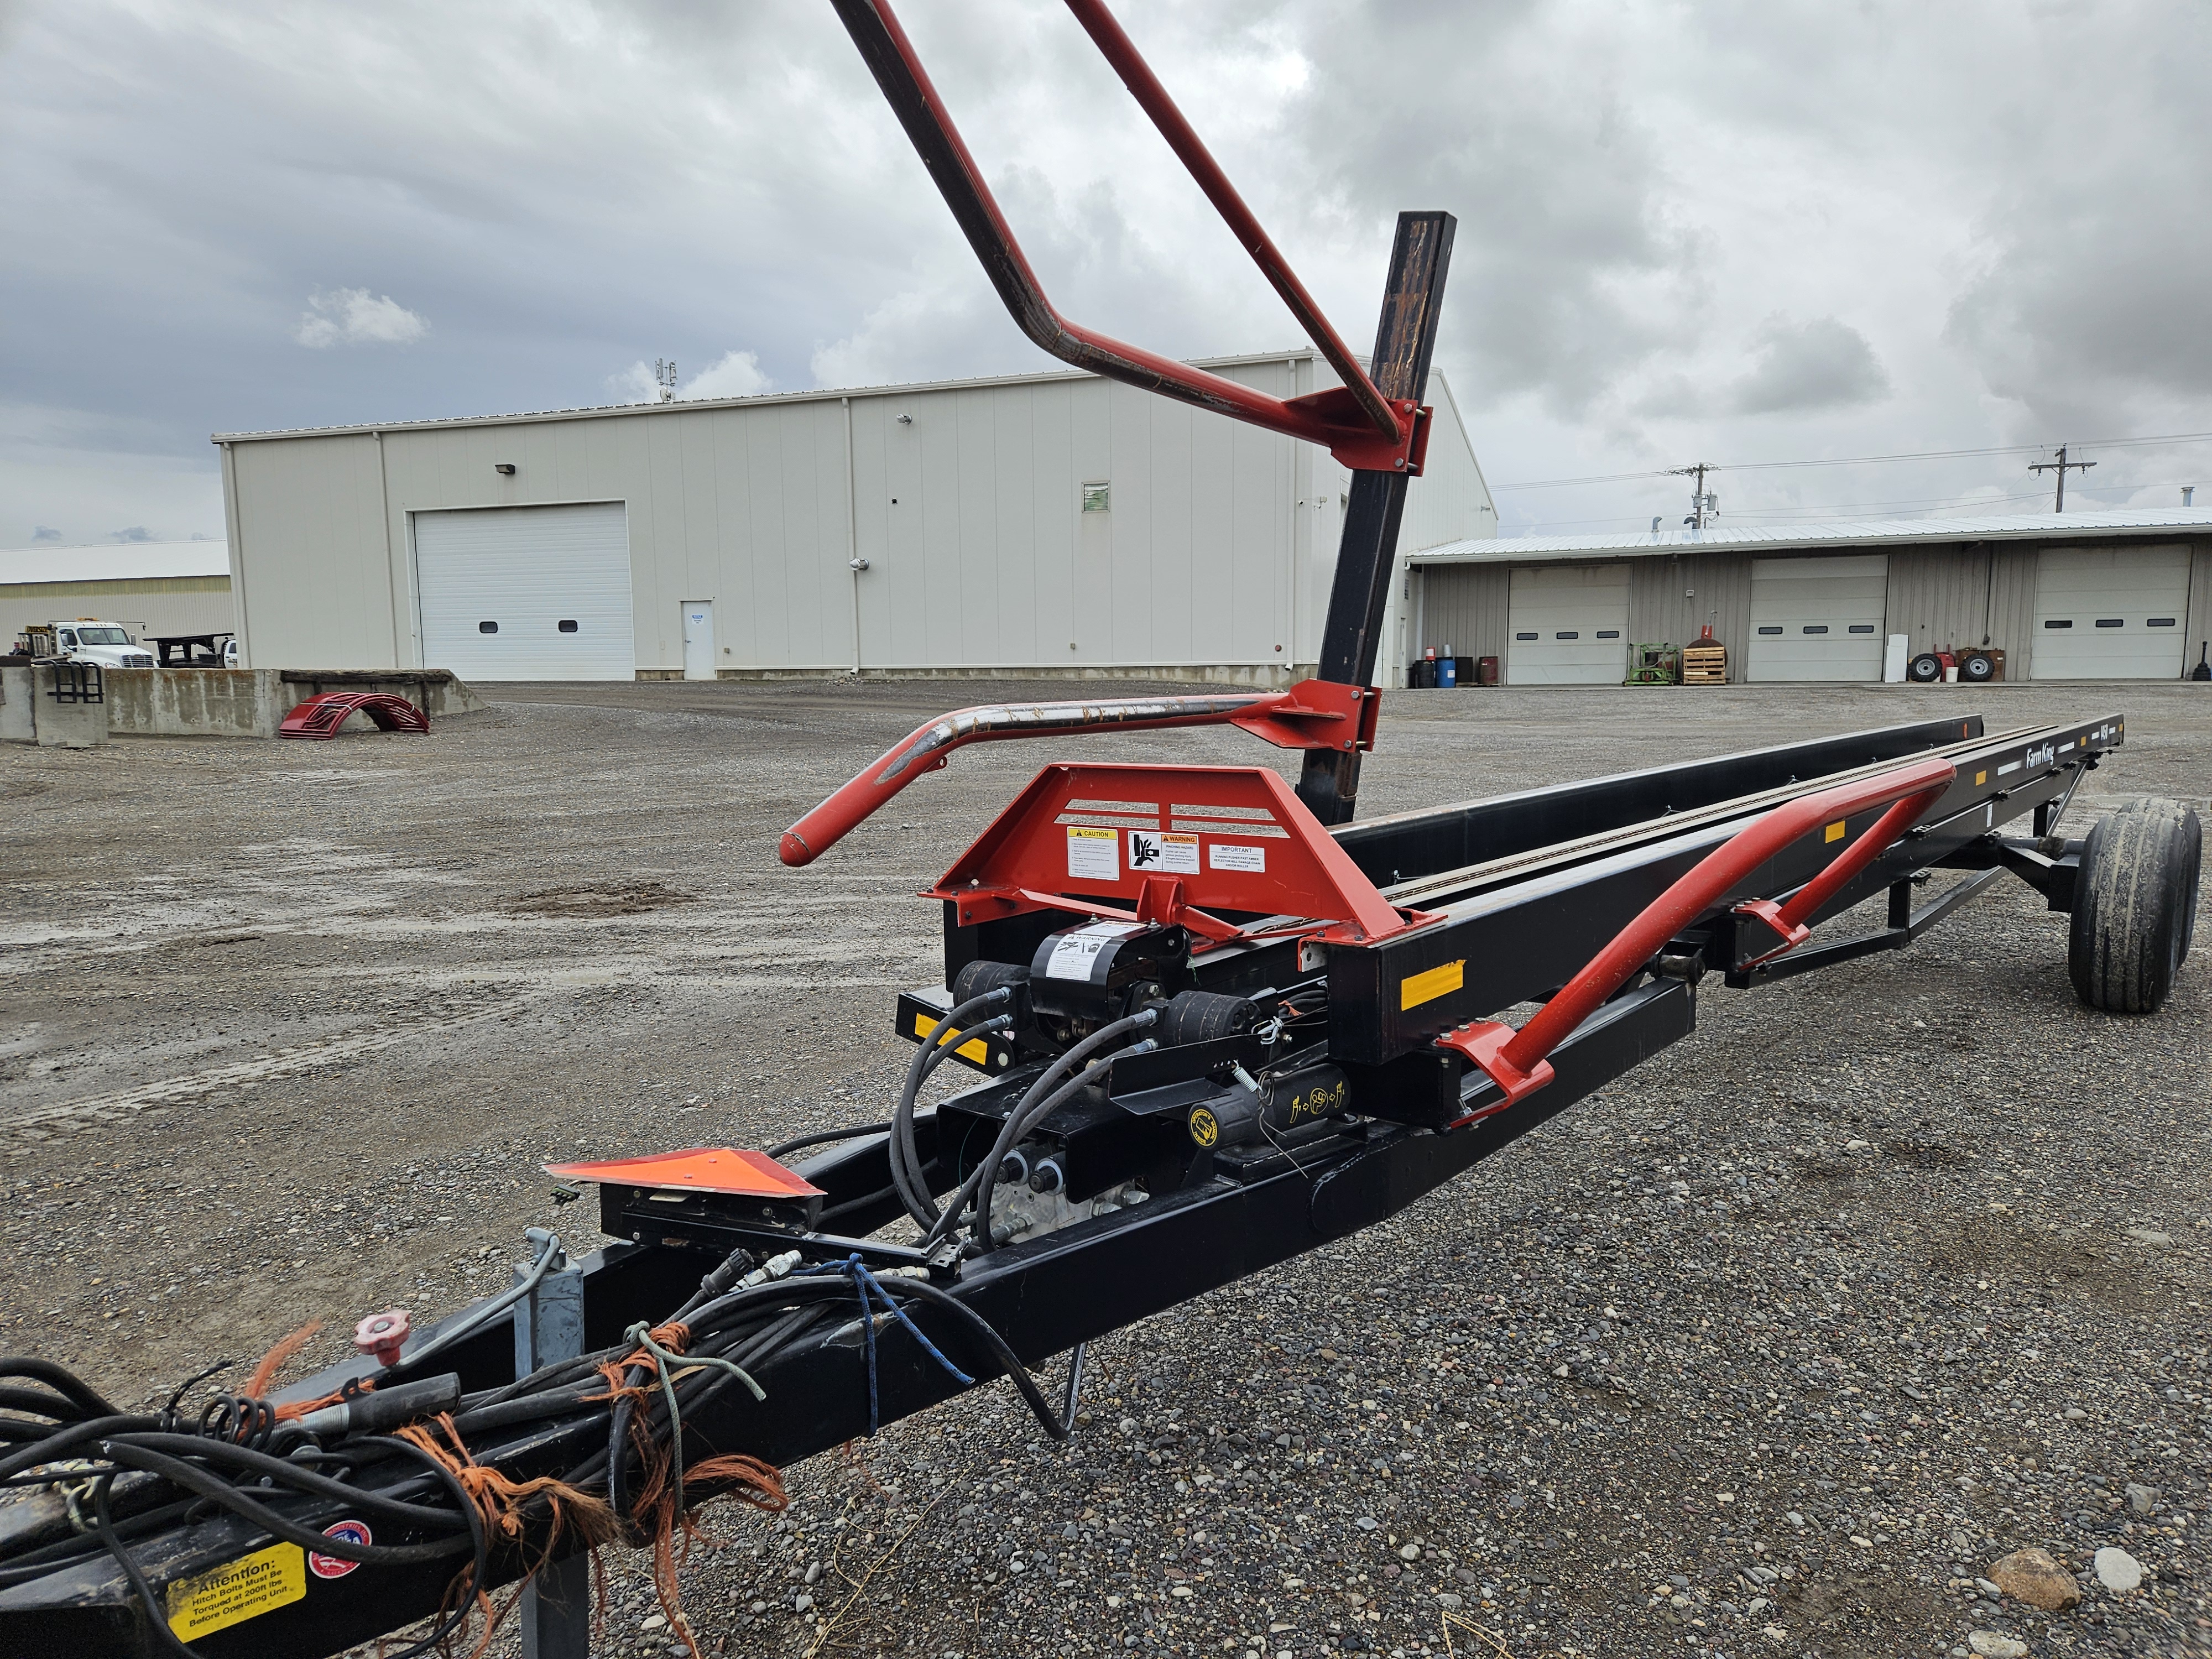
(1437, 655), (1457, 688)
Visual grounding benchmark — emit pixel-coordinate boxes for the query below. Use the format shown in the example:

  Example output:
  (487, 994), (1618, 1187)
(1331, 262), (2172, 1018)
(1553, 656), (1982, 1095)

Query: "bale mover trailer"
(0, 3), (2199, 1655)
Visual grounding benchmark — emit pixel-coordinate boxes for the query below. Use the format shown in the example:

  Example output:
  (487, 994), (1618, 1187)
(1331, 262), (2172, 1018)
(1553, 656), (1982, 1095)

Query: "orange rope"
(243, 1321), (322, 1398)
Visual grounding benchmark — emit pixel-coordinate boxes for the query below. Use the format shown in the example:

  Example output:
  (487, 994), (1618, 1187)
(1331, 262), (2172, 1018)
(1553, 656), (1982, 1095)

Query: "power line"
(1508, 476), (2200, 531)
(1488, 427), (2212, 492)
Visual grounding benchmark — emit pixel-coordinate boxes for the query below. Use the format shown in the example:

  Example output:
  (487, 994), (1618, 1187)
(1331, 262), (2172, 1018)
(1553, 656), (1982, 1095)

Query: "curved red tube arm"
(1439, 753), (1958, 1117)
(778, 681), (1378, 867)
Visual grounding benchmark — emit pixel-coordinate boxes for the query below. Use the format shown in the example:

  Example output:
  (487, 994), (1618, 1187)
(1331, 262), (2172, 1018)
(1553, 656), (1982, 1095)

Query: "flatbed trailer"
(0, 4), (2200, 1657)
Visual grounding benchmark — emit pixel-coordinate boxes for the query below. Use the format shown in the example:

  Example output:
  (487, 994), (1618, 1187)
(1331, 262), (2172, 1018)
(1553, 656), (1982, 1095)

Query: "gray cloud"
(2, 0), (2208, 545)
(1729, 316), (1889, 415)
(33, 525), (59, 540)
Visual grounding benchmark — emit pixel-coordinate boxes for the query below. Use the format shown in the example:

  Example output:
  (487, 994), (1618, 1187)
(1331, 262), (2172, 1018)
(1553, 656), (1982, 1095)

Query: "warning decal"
(915, 1014), (989, 1065)
(166, 1542), (306, 1640)
(309, 1520), (372, 1580)
(1045, 920), (1142, 980)
(1066, 825), (1118, 880)
(1399, 958), (1465, 1011)
(1128, 831), (1199, 874)
(1209, 843), (1266, 874)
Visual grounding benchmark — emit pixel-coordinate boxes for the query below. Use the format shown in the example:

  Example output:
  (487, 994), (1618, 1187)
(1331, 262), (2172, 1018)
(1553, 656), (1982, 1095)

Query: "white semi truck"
(12, 620), (157, 669)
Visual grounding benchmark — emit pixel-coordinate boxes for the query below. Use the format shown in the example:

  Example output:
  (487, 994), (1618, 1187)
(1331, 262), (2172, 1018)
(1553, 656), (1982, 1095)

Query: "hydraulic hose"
(890, 989), (1011, 1228)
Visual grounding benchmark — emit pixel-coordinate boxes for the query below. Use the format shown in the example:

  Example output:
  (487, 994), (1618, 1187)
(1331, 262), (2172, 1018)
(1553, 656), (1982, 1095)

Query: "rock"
(2063, 1406), (2086, 1421)
(1435, 1592), (1464, 1609)
(1355, 1515), (1379, 1531)
(2124, 1483), (2158, 1516)
(793, 1593), (815, 1614)
(2093, 1548), (2142, 1593)
(1399, 1543), (1422, 1561)
(1989, 1548), (2080, 1611)
(2124, 1228), (2172, 1247)
(640, 1614), (669, 1630)
(1968, 1634), (2028, 1659)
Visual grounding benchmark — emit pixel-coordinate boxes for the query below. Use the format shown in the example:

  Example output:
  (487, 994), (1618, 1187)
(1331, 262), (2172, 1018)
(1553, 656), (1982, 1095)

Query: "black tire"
(1907, 652), (1944, 683)
(1959, 651), (1995, 682)
(2068, 797), (2202, 1013)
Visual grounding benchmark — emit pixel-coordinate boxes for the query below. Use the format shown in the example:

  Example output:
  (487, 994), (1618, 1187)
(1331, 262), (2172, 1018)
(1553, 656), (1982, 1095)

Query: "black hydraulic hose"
(961, 1049), (1134, 1250)
(765, 1120), (894, 1161)
(890, 989), (1011, 1228)
(925, 1010), (1156, 1250)
(96, 1442), (471, 1549)
(875, 1276), (1071, 1441)
(0, 1415), (160, 1484)
(0, 1358), (123, 1421)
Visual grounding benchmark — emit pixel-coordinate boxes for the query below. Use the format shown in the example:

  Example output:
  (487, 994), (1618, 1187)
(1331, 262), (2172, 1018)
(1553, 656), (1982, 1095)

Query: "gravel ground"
(2, 679), (2208, 1659)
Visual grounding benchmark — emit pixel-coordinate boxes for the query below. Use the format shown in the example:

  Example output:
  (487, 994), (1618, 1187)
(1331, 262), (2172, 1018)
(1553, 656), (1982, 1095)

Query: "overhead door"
(1748, 554), (1888, 682)
(2031, 546), (2190, 680)
(415, 503), (634, 681)
(1505, 564), (1629, 685)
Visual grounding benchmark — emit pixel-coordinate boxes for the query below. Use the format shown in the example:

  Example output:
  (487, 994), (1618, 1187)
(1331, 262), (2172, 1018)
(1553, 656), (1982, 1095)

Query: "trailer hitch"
(1437, 754), (1957, 1119)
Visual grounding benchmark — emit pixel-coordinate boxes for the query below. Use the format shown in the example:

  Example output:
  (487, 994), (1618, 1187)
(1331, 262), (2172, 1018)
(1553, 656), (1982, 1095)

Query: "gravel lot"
(2, 678), (2208, 1659)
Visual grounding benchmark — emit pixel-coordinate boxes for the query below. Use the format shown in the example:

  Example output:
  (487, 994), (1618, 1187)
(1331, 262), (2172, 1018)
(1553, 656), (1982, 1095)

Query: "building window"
(1081, 482), (1110, 513)
(2044, 619), (2073, 629)
(478, 620), (499, 634)
(558, 620), (579, 633)
(1555, 630), (1578, 639)
(1515, 632), (1537, 640)
(2147, 617), (2177, 627)
(1848, 624), (1876, 633)
(1803, 625), (1829, 634)
(2095, 618), (2124, 628)
(1596, 629), (1620, 639)
(1757, 626), (1783, 635)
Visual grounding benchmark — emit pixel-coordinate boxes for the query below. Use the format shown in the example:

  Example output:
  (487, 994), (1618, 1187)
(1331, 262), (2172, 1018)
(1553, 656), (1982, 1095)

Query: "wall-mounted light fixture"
(895, 414), (913, 425)
(494, 463), (517, 476)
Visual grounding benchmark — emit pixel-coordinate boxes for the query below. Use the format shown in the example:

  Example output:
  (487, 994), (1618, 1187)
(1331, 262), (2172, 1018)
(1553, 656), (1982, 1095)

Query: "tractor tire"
(1907, 652), (1944, 683)
(2068, 797), (2202, 1013)
(1960, 651), (1995, 682)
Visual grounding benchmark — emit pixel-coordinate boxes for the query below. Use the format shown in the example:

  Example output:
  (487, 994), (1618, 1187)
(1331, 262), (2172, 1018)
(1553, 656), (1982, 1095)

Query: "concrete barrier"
(0, 661), (111, 746)
(96, 669), (487, 739)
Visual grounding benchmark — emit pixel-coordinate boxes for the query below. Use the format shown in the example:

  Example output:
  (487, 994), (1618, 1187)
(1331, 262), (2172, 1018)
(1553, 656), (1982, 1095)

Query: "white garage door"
(415, 503), (634, 681)
(1505, 564), (1630, 685)
(1748, 554), (1888, 682)
(2031, 546), (2190, 680)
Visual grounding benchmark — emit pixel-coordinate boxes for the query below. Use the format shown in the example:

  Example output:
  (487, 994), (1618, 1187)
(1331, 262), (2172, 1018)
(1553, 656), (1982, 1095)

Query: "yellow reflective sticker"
(915, 1015), (988, 1064)
(1824, 821), (1846, 843)
(166, 1543), (305, 1642)
(1975, 770), (1987, 786)
(1399, 959), (1465, 1010)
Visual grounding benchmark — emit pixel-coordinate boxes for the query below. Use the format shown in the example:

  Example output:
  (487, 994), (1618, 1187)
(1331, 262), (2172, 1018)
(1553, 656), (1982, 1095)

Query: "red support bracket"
(1436, 754), (1957, 1125)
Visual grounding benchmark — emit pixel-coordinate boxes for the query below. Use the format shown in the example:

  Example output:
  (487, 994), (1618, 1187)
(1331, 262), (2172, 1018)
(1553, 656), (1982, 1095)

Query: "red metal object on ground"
(1437, 754), (1958, 1118)
(828, 0), (1422, 475)
(779, 680), (1380, 868)
(352, 1310), (410, 1368)
(543, 1148), (826, 1201)
(278, 692), (429, 740)
(925, 761), (1430, 948)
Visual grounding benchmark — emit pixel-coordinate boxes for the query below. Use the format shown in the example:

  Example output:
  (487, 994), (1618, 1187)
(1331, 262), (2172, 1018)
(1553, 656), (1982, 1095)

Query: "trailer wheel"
(1907, 651), (1944, 683)
(1959, 650), (1995, 682)
(2068, 797), (2203, 1013)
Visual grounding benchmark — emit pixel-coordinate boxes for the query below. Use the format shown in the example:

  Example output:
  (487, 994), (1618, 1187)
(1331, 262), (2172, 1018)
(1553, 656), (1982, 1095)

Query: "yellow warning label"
(915, 1015), (988, 1065)
(166, 1543), (305, 1641)
(1974, 770), (1987, 786)
(1188, 1107), (1220, 1148)
(1823, 820), (1846, 843)
(1399, 959), (1464, 1010)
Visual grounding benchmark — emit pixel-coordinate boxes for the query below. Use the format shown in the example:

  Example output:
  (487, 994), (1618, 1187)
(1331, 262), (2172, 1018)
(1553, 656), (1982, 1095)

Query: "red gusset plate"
(544, 1147), (824, 1199)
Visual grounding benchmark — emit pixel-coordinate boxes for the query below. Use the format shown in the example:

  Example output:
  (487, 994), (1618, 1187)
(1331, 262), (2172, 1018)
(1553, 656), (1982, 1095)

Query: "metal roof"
(0, 541), (232, 587)
(208, 349), (1331, 445)
(1410, 508), (2212, 565)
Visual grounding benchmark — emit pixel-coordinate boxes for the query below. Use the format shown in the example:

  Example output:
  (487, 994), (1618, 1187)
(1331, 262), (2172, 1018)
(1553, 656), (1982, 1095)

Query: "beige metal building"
(1, 542), (233, 650)
(1408, 512), (2212, 684)
(214, 353), (1494, 685)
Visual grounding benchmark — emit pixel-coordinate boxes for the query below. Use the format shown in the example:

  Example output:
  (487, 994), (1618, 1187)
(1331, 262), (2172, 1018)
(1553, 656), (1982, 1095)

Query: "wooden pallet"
(1681, 645), (1727, 685)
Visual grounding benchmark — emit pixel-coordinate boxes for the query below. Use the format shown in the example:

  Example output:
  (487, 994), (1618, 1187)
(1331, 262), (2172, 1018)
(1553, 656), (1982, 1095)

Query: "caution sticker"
(1128, 831), (1199, 874)
(1066, 825), (1118, 880)
(915, 1014), (989, 1064)
(166, 1543), (306, 1641)
(1209, 843), (1266, 874)
(309, 1519), (372, 1580)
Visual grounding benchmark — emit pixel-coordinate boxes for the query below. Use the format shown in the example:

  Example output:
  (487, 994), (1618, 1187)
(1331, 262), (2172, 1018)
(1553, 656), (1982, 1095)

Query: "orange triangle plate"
(544, 1147), (825, 1200)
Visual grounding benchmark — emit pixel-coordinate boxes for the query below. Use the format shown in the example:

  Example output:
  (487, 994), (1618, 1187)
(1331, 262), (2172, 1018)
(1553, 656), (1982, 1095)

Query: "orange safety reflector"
(544, 1147), (825, 1199)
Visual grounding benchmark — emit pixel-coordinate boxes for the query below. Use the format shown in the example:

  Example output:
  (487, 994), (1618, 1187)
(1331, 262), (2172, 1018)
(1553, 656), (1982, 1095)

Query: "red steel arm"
(779, 680), (1379, 867)
(1437, 754), (1957, 1117)
(827, 0), (1418, 473)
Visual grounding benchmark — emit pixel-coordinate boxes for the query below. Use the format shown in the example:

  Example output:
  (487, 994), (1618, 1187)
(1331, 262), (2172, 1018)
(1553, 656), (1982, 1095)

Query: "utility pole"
(1670, 463), (1719, 530)
(2029, 444), (2094, 512)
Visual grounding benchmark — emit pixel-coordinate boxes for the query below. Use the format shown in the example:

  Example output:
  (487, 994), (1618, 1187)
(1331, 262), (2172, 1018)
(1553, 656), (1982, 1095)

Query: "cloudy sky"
(4, 0), (2209, 552)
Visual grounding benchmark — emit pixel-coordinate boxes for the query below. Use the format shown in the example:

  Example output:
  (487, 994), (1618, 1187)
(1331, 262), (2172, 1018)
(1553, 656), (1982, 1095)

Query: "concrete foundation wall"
(97, 669), (486, 739)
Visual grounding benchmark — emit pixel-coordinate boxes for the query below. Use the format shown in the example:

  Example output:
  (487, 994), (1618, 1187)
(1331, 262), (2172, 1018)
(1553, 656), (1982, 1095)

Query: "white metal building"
(1, 542), (234, 649)
(1408, 512), (2212, 684)
(213, 353), (1494, 685)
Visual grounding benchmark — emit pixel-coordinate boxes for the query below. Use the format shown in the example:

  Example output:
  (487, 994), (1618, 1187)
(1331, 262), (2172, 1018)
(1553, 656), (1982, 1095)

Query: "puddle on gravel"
(503, 880), (691, 917)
